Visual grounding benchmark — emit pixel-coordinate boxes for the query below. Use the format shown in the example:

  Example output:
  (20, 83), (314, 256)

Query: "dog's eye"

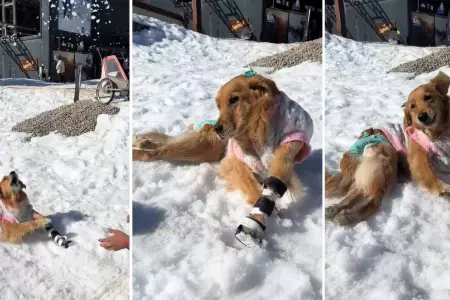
(229, 96), (239, 105)
(424, 95), (432, 101)
(411, 103), (416, 109)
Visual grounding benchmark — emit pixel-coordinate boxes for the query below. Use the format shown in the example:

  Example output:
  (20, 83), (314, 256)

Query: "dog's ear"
(19, 180), (26, 189)
(429, 71), (450, 97)
(246, 75), (280, 101)
(403, 104), (412, 128)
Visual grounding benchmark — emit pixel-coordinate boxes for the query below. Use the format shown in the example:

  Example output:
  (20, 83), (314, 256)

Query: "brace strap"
(45, 224), (69, 248)
(239, 216), (266, 232)
(252, 197), (276, 217)
(263, 176), (287, 198)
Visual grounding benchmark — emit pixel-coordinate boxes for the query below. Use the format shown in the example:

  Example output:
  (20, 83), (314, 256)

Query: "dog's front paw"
(325, 205), (341, 220)
(34, 218), (51, 229)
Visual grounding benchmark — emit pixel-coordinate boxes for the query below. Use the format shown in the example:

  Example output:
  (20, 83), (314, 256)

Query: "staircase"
(0, 35), (39, 79)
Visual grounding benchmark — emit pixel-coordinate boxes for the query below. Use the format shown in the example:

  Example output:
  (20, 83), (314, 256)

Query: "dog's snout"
(10, 171), (16, 176)
(214, 124), (224, 134)
(418, 112), (429, 122)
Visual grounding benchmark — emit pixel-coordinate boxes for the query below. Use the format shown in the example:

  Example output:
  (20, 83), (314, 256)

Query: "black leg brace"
(45, 223), (71, 248)
(254, 176), (288, 217)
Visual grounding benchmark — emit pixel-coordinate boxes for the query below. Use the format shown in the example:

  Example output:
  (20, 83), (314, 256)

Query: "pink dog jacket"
(226, 91), (314, 176)
(405, 126), (450, 186)
(0, 199), (34, 225)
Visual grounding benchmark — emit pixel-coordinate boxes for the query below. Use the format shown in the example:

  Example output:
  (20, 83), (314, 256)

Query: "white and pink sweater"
(226, 91), (314, 177)
(0, 199), (34, 225)
(405, 127), (450, 186)
(377, 123), (450, 186)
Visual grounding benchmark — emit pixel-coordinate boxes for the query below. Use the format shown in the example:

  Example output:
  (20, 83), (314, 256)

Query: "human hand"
(98, 229), (129, 251)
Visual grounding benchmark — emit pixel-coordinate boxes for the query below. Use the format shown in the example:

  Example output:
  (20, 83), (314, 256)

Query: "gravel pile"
(12, 100), (120, 137)
(247, 38), (322, 70)
(389, 48), (450, 76)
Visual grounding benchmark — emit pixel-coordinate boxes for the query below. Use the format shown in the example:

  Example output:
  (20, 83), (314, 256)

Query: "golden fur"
(0, 173), (49, 243)
(404, 72), (450, 197)
(133, 75), (303, 226)
(325, 129), (399, 225)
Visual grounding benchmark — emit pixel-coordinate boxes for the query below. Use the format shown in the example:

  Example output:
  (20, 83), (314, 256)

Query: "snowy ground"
(0, 82), (129, 299)
(132, 16), (323, 300)
(325, 33), (450, 300)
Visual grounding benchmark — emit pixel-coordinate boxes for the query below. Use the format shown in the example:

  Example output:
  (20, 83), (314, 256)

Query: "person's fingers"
(102, 243), (114, 250)
(100, 242), (111, 248)
(107, 228), (116, 234)
(98, 238), (110, 243)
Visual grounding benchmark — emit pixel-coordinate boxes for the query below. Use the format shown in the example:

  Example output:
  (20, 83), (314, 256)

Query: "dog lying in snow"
(133, 73), (314, 245)
(0, 171), (50, 242)
(325, 127), (403, 225)
(403, 71), (450, 197)
(325, 72), (450, 225)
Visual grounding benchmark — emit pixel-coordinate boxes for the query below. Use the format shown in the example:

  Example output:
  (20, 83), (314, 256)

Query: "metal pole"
(12, 0), (16, 35)
(303, 7), (311, 41)
(335, 0), (347, 38)
(74, 63), (82, 102)
(1, 0), (5, 36)
(192, 0), (202, 33)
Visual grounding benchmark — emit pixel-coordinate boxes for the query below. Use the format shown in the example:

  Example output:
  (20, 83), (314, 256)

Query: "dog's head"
(403, 72), (450, 137)
(0, 171), (27, 208)
(214, 74), (280, 144)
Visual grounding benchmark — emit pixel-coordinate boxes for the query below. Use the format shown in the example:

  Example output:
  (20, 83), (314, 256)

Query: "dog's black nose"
(10, 171), (16, 177)
(418, 112), (429, 123)
(214, 124), (224, 134)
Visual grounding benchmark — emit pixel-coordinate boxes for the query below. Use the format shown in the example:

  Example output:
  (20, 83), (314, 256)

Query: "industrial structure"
(133, 0), (322, 43)
(327, 0), (450, 47)
(0, 0), (129, 81)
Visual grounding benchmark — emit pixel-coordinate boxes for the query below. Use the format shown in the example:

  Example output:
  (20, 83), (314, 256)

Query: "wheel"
(96, 78), (116, 105)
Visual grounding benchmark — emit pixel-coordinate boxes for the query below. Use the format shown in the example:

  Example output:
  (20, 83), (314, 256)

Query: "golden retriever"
(404, 71), (450, 197)
(325, 128), (399, 225)
(0, 171), (49, 243)
(133, 74), (313, 244)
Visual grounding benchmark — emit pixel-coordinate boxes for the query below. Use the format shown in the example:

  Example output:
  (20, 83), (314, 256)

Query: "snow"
(0, 83), (129, 299)
(132, 16), (323, 300)
(325, 33), (450, 300)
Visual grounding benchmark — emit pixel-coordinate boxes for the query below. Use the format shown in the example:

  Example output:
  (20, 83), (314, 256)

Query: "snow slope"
(0, 83), (129, 299)
(132, 16), (323, 300)
(325, 33), (450, 300)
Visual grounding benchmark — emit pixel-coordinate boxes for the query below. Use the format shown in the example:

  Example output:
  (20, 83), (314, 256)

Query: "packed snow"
(0, 81), (129, 299)
(132, 16), (323, 300)
(325, 33), (450, 300)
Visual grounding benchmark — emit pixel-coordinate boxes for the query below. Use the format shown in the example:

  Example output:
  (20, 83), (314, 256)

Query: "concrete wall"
(326, 0), (410, 43)
(136, 0), (265, 40)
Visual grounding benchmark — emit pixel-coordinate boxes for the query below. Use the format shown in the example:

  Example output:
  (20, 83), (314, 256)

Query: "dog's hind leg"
(133, 125), (226, 163)
(1, 218), (50, 243)
(133, 132), (171, 150)
(334, 196), (382, 225)
(325, 186), (363, 220)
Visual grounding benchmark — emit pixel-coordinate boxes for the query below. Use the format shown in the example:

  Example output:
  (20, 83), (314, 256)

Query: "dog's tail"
(353, 144), (398, 197)
(325, 169), (351, 198)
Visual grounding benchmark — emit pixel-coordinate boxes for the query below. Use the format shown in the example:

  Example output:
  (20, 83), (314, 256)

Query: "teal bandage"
(193, 120), (217, 132)
(243, 70), (257, 77)
(349, 134), (388, 156)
